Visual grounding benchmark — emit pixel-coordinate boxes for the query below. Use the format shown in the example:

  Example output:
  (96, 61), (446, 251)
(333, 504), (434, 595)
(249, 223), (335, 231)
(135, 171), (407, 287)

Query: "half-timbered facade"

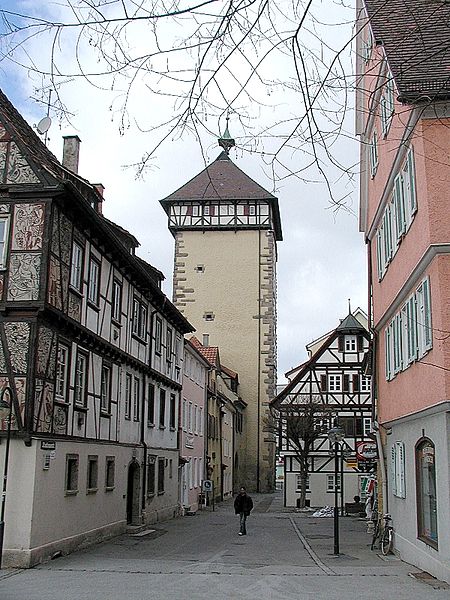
(272, 312), (372, 508)
(160, 146), (282, 492)
(0, 90), (193, 567)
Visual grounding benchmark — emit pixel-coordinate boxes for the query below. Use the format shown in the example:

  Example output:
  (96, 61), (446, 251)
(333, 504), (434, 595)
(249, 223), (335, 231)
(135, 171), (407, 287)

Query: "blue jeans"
(239, 512), (247, 534)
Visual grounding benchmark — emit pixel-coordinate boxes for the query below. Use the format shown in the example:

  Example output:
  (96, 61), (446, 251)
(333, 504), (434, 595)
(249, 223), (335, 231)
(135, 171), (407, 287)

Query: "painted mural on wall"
(36, 326), (56, 379)
(0, 117), (41, 185)
(0, 375), (25, 431)
(12, 203), (45, 251)
(4, 321), (30, 373)
(49, 207), (73, 315)
(7, 253), (41, 300)
(34, 380), (54, 433)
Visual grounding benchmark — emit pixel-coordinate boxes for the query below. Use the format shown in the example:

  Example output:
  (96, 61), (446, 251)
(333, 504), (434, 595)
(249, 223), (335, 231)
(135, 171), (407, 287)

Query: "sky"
(0, 0), (367, 383)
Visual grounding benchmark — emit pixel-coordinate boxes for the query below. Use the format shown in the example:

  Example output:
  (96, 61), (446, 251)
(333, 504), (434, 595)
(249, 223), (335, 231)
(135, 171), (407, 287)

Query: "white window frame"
(296, 473), (310, 492)
(381, 76), (395, 137)
(55, 343), (70, 402)
(363, 417), (372, 437)
(345, 335), (356, 351)
(70, 241), (83, 290)
(328, 375), (341, 392)
(112, 279), (122, 322)
(360, 376), (371, 392)
(327, 474), (341, 492)
(100, 363), (111, 413)
(74, 350), (88, 407)
(369, 130), (378, 178)
(133, 376), (140, 421)
(199, 407), (203, 436)
(0, 216), (10, 269)
(88, 256), (100, 304)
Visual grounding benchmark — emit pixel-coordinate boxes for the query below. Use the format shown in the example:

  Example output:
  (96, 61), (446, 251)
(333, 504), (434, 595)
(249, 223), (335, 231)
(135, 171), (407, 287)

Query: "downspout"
(141, 308), (157, 511)
(256, 229), (262, 492)
(367, 239), (388, 511)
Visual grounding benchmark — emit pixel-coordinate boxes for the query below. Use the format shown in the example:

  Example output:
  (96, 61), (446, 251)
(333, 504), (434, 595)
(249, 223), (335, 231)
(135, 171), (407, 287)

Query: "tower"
(160, 138), (282, 492)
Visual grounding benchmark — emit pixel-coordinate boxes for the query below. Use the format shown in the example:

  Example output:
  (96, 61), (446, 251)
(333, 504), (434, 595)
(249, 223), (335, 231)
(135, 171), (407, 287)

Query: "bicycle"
(370, 513), (394, 555)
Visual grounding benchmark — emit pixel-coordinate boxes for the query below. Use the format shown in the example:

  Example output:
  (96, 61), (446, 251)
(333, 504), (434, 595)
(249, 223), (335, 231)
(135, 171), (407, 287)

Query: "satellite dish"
(36, 116), (52, 135)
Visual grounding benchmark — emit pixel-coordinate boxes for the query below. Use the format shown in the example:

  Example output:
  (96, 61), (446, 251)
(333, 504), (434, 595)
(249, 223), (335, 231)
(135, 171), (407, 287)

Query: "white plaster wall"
(285, 470), (361, 508)
(387, 408), (450, 583)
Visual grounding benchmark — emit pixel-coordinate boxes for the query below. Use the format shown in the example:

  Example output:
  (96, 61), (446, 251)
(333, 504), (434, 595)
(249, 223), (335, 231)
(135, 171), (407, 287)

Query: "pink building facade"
(179, 339), (209, 512)
(356, 0), (450, 583)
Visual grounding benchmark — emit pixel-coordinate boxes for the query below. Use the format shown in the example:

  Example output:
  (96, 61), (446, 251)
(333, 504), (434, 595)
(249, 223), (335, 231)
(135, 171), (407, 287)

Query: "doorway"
(126, 460), (141, 525)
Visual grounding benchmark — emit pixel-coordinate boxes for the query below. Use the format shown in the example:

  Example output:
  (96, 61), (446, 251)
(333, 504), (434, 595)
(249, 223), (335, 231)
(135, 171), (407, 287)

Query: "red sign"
(356, 441), (377, 461)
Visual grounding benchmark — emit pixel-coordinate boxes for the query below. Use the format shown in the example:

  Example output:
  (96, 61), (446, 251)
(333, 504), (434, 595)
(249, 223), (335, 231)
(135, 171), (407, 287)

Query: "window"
(182, 399), (187, 431)
(169, 393), (176, 429)
(186, 204), (200, 217)
(0, 216), (10, 268)
(188, 402), (193, 432)
(194, 405), (198, 434)
(125, 373), (132, 419)
(244, 204), (256, 216)
(175, 335), (181, 365)
(166, 327), (172, 363)
(327, 474), (341, 492)
(87, 455), (98, 492)
(147, 457), (156, 496)
(55, 343), (70, 402)
(155, 317), (162, 354)
(328, 375), (341, 392)
(203, 312), (215, 322)
(296, 474), (310, 492)
(360, 376), (371, 392)
(100, 363), (111, 413)
(416, 439), (438, 547)
(385, 277), (432, 380)
(159, 388), (166, 428)
(369, 130), (378, 178)
(375, 148), (417, 279)
(105, 456), (115, 490)
(203, 204), (215, 216)
(147, 383), (155, 426)
(132, 298), (147, 339)
(363, 417), (372, 437)
(390, 441), (406, 499)
(157, 458), (165, 494)
(70, 241), (83, 290)
(199, 407), (203, 436)
(88, 256), (100, 304)
(112, 280), (122, 322)
(133, 377), (140, 421)
(74, 350), (88, 407)
(345, 335), (356, 351)
(381, 76), (394, 136)
(362, 29), (373, 63)
(65, 454), (79, 494)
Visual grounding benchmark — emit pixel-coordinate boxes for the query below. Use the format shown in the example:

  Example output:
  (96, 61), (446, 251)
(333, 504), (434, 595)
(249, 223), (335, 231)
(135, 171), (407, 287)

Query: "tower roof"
(336, 313), (367, 333)
(160, 152), (282, 240)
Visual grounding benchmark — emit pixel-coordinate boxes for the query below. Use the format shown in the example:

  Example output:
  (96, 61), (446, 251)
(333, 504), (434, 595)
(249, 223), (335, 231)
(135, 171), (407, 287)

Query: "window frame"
(74, 349), (88, 408)
(100, 362), (112, 414)
(105, 456), (115, 491)
(133, 376), (140, 422)
(87, 455), (99, 493)
(159, 388), (166, 428)
(125, 372), (132, 420)
(70, 241), (84, 291)
(0, 215), (11, 269)
(415, 438), (438, 548)
(55, 342), (70, 403)
(147, 383), (155, 426)
(147, 457), (156, 496)
(112, 279), (122, 322)
(169, 393), (176, 430)
(65, 453), (79, 495)
(157, 457), (165, 494)
(87, 255), (101, 306)
(155, 317), (162, 355)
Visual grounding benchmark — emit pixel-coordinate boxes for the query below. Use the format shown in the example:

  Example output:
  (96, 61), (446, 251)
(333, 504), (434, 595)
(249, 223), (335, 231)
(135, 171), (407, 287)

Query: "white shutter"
(394, 175), (406, 239)
(385, 325), (392, 380)
(395, 441), (406, 498)
(390, 445), (397, 496)
(407, 148), (417, 216)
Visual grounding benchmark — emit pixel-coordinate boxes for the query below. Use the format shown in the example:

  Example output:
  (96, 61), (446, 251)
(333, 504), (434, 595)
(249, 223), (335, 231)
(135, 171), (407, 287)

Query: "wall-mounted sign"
(202, 480), (213, 492)
(356, 441), (377, 461)
(41, 440), (56, 451)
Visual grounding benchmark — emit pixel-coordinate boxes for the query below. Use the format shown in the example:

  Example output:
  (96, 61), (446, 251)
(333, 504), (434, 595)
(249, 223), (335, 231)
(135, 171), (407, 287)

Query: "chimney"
(62, 135), (81, 174)
(93, 184), (105, 214)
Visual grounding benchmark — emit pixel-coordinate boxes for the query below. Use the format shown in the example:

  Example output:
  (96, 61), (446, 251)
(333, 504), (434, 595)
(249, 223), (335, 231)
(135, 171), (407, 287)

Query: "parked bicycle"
(370, 513), (394, 555)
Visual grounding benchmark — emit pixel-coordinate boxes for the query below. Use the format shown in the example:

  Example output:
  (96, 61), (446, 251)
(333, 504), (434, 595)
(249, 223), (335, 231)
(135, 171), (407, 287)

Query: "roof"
(189, 336), (220, 368)
(160, 152), (283, 240)
(221, 364), (238, 380)
(364, 0), (450, 102)
(336, 313), (367, 333)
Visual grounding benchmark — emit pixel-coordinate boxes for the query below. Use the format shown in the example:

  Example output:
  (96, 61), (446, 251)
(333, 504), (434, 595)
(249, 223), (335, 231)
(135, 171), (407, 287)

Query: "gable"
(0, 120), (41, 185)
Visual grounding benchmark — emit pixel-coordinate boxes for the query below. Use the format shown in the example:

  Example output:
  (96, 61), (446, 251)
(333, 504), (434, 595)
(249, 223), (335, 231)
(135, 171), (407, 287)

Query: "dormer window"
(345, 335), (357, 352)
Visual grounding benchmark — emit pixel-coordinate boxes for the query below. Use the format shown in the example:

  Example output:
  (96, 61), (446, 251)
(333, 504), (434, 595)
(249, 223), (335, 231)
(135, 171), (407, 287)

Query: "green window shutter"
(423, 278), (432, 350)
(407, 148), (417, 216)
(385, 325), (392, 380)
(394, 175), (406, 238)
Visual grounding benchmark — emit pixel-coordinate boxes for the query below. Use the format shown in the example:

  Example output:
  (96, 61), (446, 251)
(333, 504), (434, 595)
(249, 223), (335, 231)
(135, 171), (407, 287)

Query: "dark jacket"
(234, 493), (253, 516)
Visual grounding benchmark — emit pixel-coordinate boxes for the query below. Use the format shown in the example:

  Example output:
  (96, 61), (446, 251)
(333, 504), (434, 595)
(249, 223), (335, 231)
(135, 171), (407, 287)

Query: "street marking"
(289, 516), (335, 576)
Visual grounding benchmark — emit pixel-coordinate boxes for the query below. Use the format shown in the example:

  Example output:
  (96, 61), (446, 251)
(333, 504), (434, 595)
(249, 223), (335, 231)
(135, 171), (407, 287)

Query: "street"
(1, 492), (448, 600)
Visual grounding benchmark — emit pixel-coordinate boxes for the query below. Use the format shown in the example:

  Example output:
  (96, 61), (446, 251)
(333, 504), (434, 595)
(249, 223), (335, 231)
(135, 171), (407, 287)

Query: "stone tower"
(160, 145), (282, 492)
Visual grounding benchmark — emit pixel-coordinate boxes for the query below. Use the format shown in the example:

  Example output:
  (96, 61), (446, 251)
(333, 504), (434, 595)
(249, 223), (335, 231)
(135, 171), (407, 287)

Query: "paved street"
(1, 491), (448, 600)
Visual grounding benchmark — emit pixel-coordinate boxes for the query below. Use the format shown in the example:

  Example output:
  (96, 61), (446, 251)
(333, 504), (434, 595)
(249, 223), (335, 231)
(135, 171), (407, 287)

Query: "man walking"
(234, 487), (253, 536)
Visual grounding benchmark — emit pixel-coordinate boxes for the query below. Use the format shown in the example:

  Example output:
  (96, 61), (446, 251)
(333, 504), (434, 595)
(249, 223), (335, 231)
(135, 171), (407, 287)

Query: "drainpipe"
(256, 229), (262, 492)
(367, 239), (388, 512)
(141, 308), (157, 511)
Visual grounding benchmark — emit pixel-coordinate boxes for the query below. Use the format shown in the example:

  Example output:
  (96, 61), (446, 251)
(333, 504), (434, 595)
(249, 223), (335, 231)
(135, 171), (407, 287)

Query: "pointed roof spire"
(348, 298), (352, 314)
(218, 113), (235, 155)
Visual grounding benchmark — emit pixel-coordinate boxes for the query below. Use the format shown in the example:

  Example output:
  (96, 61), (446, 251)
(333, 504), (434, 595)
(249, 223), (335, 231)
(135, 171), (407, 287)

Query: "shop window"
(416, 439), (438, 547)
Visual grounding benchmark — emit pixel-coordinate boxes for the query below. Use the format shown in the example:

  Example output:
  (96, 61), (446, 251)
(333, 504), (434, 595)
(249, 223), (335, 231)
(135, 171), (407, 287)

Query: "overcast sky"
(0, 0), (367, 383)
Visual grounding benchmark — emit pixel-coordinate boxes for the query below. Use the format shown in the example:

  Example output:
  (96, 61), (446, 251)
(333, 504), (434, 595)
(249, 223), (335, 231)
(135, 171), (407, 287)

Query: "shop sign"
(356, 440), (377, 461)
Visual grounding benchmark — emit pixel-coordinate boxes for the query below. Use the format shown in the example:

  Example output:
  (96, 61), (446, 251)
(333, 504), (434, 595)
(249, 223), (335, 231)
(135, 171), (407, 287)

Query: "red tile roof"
(189, 336), (220, 367)
(364, 0), (450, 102)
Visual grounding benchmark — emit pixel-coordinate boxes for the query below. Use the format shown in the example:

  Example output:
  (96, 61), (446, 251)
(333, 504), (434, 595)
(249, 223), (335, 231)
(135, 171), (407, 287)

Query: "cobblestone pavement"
(1, 491), (448, 599)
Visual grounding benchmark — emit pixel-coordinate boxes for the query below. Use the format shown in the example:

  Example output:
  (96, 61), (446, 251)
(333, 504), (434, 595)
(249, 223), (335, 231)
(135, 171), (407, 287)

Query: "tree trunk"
(298, 470), (308, 509)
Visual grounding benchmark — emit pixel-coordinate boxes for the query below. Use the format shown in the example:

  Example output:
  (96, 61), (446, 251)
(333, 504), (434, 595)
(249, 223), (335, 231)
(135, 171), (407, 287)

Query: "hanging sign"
(356, 441), (377, 461)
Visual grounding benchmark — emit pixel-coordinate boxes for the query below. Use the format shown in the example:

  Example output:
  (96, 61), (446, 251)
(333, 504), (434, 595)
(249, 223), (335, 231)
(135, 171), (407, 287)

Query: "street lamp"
(0, 386), (14, 571)
(328, 423), (345, 555)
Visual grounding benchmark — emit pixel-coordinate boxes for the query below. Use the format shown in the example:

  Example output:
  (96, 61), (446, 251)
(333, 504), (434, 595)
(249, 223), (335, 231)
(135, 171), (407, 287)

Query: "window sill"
(157, 491), (165, 496)
(69, 285), (83, 298)
(159, 425), (166, 430)
(147, 422), (155, 428)
(111, 318), (122, 328)
(147, 493), (155, 499)
(170, 426), (176, 432)
(125, 415), (131, 421)
(418, 535), (438, 551)
(105, 486), (115, 492)
(131, 333), (147, 345)
(87, 488), (98, 494)
(87, 300), (100, 312)
(65, 490), (78, 496)
(74, 405), (88, 412)
(54, 398), (70, 406)
(100, 411), (111, 418)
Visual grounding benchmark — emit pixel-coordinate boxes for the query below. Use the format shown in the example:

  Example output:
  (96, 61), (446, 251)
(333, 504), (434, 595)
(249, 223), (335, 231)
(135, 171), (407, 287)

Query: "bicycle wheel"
(381, 527), (393, 555)
(370, 519), (380, 551)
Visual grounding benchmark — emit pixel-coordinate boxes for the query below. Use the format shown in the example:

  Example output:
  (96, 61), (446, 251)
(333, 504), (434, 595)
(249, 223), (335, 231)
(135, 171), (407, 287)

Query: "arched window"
(415, 438), (438, 548)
